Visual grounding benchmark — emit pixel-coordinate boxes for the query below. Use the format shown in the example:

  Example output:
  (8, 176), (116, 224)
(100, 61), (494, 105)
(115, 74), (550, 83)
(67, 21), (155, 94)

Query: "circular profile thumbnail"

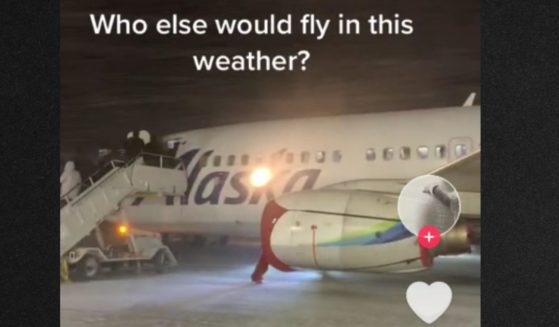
(397, 175), (461, 236)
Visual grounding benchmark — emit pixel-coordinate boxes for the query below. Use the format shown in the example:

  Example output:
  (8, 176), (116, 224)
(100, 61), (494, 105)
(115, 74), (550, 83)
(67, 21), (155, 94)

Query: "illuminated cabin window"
(455, 144), (468, 158)
(400, 147), (411, 160)
(366, 148), (376, 161)
(435, 145), (446, 158)
(332, 150), (342, 163)
(301, 151), (310, 163)
(213, 156), (222, 167)
(383, 148), (394, 161)
(241, 154), (249, 166)
(285, 152), (294, 164)
(316, 151), (326, 163)
(227, 155), (235, 166)
(417, 146), (429, 159)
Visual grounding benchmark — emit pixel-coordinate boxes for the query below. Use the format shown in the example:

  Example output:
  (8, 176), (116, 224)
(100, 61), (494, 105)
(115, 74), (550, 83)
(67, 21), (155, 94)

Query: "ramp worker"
(60, 257), (70, 282)
(251, 253), (269, 283)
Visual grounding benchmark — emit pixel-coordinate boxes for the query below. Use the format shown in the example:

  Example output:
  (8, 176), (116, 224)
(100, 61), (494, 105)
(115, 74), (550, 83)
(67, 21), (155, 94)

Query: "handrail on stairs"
(60, 152), (183, 210)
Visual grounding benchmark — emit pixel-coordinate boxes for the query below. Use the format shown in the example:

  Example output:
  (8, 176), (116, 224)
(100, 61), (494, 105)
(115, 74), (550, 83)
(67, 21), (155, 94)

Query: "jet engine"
(257, 189), (476, 274)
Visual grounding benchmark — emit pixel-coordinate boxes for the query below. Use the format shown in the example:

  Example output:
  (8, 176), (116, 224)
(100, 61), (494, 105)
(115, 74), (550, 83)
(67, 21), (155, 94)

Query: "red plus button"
(418, 225), (441, 249)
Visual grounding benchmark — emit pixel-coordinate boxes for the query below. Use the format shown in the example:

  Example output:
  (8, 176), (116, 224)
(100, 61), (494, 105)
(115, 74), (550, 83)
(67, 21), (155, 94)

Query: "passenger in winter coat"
(60, 161), (82, 200)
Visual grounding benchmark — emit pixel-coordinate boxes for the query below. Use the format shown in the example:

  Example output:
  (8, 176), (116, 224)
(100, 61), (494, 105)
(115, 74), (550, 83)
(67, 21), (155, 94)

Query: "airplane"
(110, 94), (480, 281)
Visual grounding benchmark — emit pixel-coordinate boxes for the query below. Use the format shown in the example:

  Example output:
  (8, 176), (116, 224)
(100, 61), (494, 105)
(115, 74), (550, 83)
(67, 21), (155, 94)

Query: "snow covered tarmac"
(61, 245), (480, 327)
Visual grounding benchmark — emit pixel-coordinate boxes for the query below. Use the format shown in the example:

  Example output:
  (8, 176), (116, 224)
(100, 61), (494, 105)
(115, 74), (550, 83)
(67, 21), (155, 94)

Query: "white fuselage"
(118, 106), (480, 238)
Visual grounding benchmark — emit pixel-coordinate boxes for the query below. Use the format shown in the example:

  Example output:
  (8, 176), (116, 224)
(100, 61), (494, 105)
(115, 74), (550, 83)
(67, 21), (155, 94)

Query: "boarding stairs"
(60, 153), (187, 258)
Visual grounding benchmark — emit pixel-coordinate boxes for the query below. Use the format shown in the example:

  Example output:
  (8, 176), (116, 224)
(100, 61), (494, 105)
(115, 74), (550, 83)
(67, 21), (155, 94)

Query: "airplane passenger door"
(448, 137), (474, 161)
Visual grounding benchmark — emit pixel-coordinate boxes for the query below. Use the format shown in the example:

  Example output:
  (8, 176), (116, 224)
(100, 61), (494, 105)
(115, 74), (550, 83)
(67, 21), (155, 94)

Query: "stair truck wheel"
(75, 255), (101, 280)
(152, 250), (167, 274)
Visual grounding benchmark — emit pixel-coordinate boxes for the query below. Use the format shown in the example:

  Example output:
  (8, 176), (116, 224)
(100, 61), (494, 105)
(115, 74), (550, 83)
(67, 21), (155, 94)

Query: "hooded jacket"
(60, 161), (82, 200)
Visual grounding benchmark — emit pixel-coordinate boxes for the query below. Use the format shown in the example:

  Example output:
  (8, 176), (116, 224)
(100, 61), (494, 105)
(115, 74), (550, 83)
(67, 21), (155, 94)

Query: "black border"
(0, 1), (60, 326)
(482, 1), (559, 325)
(3, 0), (559, 326)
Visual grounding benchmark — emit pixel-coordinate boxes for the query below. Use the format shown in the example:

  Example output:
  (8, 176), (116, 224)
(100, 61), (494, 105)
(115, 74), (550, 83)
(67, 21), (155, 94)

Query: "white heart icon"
(406, 281), (452, 324)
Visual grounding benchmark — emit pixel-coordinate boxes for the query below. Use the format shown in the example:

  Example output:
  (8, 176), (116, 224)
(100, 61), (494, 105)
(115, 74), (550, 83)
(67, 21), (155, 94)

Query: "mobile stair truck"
(60, 153), (186, 281)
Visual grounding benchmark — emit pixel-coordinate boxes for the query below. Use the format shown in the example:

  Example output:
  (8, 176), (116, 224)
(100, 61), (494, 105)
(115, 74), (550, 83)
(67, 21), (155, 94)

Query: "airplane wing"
(429, 149), (480, 193)
(326, 150), (480, 194)
(429, 150), (480, 219)
(325, 150), (481, 219)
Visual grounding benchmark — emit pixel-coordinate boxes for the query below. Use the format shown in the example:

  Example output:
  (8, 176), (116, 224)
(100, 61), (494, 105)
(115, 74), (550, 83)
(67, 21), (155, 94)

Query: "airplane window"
(366, 148), (376, 161)
(333, 150), (342, 163)
(455, 144), (468, 158)
(383, 148), (394, 161)
(400, 147), (411, 160)
(301, 151), (310, 163)
(227, 155), (235, 166)
(271, 152), (282, 164)
(435, 145), (446, 158)
(417, 146), (429, 159)
(213, 156), (222, 167)
(316, 151), (326, 163)
(286, 152), (294, 164)
(200, 154), (209, 167)
(241, 154), (249, 166)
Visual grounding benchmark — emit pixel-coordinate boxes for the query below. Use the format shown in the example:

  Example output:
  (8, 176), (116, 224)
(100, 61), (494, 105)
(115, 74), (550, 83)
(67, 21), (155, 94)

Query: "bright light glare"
(117, 224), (129, 236)
(250, 167), (272, 187)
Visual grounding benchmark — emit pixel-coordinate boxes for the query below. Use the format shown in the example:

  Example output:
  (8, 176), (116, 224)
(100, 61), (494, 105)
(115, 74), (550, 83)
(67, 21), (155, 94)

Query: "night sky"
(61, 0), (479, 164)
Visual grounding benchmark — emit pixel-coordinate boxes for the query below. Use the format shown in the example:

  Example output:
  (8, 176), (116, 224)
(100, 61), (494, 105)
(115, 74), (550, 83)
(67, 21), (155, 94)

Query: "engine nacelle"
(259, 190), (433, 274)
(434, 223), (472, 256)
